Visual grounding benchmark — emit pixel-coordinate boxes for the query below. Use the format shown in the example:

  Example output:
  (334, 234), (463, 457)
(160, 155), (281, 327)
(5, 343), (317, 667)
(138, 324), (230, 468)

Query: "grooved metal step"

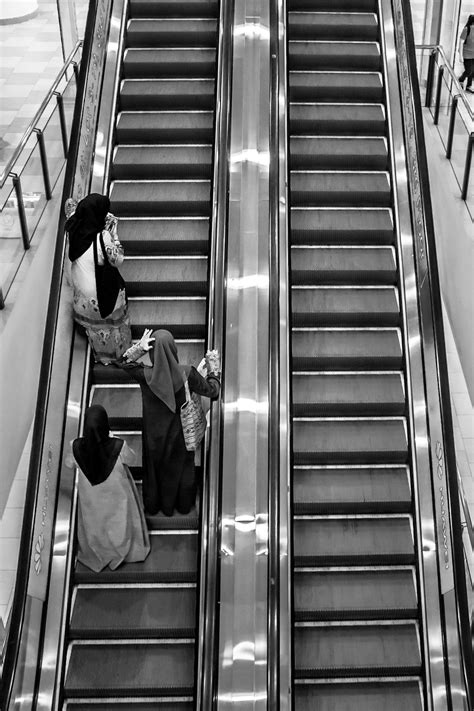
(117, 216), (209, 254)
(294, 682), (424, 711)
(112, 145), (212, 179)
(121, 256), (208, 296)
(110, 179), (211, 215)
(291, 286), (400, 326)
(126, 18), (217, 47)
(128, 297), (206, 338)
(288, 11), (379, 40)
(290, 135), (388, 170)
(289, 40), (381, 71)
(291, 245), (396, 284)
(116, 110), (214, 143)
(123, 48), (216, 78)
(291, 328), (403, 370)
(120, 79), (215, 110)
(290, 101), (386, 134)
(290, 170), (391, 207)
(289, 71), (384, 101)
(290, 207), (394, 244)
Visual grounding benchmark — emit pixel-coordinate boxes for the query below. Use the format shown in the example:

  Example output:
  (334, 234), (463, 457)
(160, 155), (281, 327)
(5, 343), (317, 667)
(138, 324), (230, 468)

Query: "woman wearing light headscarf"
(65, 193), (132, 364)
(67, 405), (150, 572)
(121, 330), (221, 516)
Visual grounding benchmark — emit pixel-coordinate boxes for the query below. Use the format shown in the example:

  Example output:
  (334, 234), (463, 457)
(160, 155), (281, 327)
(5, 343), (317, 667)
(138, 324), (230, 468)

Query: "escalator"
(61, 0), (218, 706)
(287, 1), (425, 708)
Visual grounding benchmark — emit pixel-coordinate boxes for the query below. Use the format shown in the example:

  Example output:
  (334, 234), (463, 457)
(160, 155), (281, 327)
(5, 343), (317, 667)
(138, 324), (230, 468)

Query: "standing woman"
(65, 193), (132, 364)
(122, 329), (221, 516)
(458, 15), (474, 93)
(68, 405), (150, 572)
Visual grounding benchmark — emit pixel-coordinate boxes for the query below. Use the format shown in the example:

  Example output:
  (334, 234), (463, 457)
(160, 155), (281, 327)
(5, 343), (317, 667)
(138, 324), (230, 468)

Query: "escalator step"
(293, 568), (417, 620)
(65, 641), (194, 697)
(291, 246), (396, 284)
(291, 327), (403, 370)
(120, 79), (215, 110)
(289, 41), (381, 71)
(123, 48), (216, 78)
(110, 179), (211, 216)
(292, 372), (405, 416)
(289, 0), (378, 10)
(290, 102), (386, 136)
(293, 465), (412, 513)
(112, 145), (212, 180)
(64, 702), (193, 710)
(289, 71), (383, 101)
(292, 416), (408, 464)
(70, 586), (196, 639)
(294, 681), (423, 711)
(290, 206), (394, 244)
(129, 0), (218, 18)
(126, 18), (217, 47)
(121, 256), (208, 296)
(291, 286), (400, 326)
(128, 297), (206, 338)
(290, 136), (388, 170)
(293, 515), (414, 564)
(290, 171), (391, 207)
(74, 534), (198, 584)
(288, 11), (379, 41)
(117, 216), (209, 255)
(294, 623), (421, 676)
(116, 110), (214, 144)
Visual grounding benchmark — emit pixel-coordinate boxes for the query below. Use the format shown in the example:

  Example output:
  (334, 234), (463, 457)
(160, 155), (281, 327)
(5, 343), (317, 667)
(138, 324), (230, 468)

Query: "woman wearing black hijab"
(68, 405), (150, 572)
(122, 330), (221, 516)
(65, 193), (132, 364)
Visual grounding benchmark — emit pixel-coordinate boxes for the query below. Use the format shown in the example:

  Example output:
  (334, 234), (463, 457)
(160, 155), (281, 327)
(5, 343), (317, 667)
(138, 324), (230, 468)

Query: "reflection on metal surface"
(216, 0), (272, 706)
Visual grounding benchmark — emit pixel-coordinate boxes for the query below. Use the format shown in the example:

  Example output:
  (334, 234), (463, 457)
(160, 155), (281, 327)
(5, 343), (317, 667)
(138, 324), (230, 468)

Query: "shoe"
(467, 88), (474, 94)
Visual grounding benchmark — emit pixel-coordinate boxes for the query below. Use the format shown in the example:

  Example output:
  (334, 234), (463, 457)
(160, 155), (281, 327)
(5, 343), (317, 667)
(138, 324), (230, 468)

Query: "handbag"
(93, 231), (126, 318)
(180, 371), (207, 452)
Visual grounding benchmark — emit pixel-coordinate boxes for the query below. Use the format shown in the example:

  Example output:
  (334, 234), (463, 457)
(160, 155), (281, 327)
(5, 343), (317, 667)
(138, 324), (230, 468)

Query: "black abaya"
(125, 365), (220, 515)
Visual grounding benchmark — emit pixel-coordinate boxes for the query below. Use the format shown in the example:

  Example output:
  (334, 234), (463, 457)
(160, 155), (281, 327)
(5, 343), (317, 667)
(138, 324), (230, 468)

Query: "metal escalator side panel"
(379, 0), (470, 707)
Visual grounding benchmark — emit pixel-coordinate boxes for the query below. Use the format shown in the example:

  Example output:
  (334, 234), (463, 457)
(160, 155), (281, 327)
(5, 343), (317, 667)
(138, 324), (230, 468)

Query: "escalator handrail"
(196, 0), (234, 705)
(396, 2), (474, 706)
(0, 3), (98, 707)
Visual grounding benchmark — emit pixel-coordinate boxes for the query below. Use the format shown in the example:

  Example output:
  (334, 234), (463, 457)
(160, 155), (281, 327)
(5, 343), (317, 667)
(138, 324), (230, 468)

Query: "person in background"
(67, 405), (150, 572)
(458, 15), (474, 93)
(121, 329), (221, 517)
(65, 193), (132, 364)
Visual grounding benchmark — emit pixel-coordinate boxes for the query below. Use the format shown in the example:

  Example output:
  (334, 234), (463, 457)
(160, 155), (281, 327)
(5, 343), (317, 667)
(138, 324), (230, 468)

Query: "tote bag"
(180, 373), (207, 452)
(93, 232), (126, 318)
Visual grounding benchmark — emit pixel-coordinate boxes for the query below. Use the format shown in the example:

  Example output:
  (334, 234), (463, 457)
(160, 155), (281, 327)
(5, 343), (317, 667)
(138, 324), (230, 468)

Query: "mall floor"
(0, 0), (473, 643)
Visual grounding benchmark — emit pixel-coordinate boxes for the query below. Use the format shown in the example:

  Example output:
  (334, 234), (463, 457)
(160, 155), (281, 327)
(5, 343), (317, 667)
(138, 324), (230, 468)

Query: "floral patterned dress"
(71, 229), (131, 364)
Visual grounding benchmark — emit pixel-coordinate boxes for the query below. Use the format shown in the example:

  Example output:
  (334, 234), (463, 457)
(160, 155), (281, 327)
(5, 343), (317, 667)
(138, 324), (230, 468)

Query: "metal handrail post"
(433, 65), (444, 125)
(34, 128), (52, 200)
(446, 95), (459, 159)
(0, 287), (4, 310)
(426, 50), (436, 107)
(11, 173), (30, 250)
(461, 133), (474, 201)
(54, 91), (69, 157)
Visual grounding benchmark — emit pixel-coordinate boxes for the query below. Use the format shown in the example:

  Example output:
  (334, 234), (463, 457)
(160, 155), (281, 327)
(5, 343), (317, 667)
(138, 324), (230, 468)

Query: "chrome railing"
(196, 0), (234, 705)
(0, 42), (82, 309)
(416, 44), (474, 219)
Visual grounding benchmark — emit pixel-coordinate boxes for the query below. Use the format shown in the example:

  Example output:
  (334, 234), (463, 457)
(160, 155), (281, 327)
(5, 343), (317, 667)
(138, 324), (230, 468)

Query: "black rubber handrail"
(0, 4), (98, 707)
(399, 3), (474, 708)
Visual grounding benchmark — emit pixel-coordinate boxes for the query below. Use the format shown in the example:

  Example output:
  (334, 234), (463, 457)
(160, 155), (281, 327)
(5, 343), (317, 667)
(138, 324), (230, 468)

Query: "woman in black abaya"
(122, 330), (220, 516)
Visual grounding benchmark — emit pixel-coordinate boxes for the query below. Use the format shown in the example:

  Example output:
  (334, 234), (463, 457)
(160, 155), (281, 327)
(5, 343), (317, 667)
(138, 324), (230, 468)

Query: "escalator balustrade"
(62, 1), (218, 706)
(288, 1), (425, 709)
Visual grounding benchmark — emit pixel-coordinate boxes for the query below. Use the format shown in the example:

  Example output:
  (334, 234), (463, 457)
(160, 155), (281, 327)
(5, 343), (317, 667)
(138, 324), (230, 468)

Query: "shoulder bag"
(180, 371), (207, 451)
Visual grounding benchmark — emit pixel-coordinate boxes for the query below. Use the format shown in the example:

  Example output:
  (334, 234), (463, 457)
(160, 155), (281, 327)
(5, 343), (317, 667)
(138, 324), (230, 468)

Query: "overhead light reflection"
(226, 398), (268, 414)
(228, 274), (268, 290)
(234, 22), (270, 40)
(230, 148), (270, 166)
(233, 641), (255, 661)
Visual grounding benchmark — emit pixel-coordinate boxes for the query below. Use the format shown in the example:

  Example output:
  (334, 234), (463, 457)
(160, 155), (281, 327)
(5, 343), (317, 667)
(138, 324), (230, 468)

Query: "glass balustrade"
(0, 50), (80, 309)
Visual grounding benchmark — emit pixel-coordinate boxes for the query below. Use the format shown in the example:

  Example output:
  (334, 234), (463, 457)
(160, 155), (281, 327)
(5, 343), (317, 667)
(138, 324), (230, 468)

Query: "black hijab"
(73, 405), (123, 485)
(145, 330), (186, 413)
(66, 193), (110, 262)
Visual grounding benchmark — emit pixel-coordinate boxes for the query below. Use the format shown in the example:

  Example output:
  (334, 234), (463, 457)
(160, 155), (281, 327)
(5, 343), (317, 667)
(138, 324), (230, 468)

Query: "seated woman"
(121, 329), (221, 516)
(68, 405), (150, 572)
(65, 193), (132, 365)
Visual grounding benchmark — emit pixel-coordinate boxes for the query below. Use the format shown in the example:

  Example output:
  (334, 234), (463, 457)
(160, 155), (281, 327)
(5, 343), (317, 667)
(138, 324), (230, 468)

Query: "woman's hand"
(205, 349), (220, 376)
(123, 329), (155, 363)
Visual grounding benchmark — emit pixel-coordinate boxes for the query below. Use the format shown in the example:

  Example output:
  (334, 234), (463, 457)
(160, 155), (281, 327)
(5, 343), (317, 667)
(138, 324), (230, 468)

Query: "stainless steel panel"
(216, 0), (272, 707)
